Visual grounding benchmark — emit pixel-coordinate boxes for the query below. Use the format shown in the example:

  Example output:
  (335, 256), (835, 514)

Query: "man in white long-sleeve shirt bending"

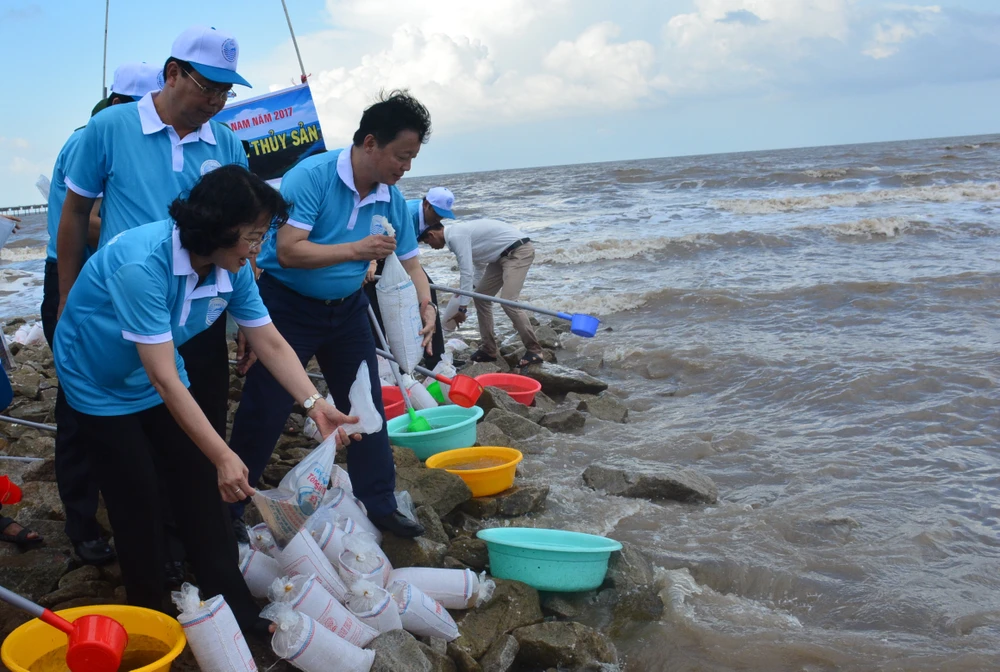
(421, 218), (543, 367)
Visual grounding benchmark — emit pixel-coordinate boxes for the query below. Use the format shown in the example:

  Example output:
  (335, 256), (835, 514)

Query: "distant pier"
(0, 204), (47, 217)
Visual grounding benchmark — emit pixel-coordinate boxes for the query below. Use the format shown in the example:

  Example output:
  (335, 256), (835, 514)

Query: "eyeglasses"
(242, 231), (271, 252)
(180, 66), (236, 101)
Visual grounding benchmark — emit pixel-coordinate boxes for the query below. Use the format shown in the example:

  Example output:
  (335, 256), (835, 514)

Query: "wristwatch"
(302, 393), (323, 411)
(421, 300), (439, 315)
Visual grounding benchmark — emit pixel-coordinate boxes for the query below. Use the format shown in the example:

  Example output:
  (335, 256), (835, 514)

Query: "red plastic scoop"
(0, 584), (127, 672)
(374, 348), (484, 407)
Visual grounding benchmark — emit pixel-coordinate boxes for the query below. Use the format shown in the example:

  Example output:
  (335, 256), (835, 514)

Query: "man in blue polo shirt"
(39, 62), (162, 566)
(58, 25), (250, 440)
(229, 91), (438, 539)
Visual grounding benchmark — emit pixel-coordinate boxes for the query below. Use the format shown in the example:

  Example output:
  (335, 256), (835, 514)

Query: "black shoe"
(232, 517), (250, 546)
(370, 510), (425, 538)
(163, 560), (186, 589)
(74, 539), (116, 566)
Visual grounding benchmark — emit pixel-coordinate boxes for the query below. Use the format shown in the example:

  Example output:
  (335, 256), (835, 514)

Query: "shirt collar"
(336, 146), (390, 203)
(138, 93), (217, 145)
(417, 201), (427, 235)
(172, 225), (233, 293)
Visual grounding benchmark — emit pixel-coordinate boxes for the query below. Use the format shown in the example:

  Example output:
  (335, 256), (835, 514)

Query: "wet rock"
(442, 511), (483, 537)
(477, 386), (531, 418)
(446, 643), (482, 672)
(396, 467), (473, 517)
(451, 579), (543, 659)
(1, 549), (72, 600)
(531, 391), (558, 412)
(540, 593), (595, 620)
(460, 362), (504, 378)
(393, 445), (423, 470)
(478, 634), (519, 672)
(446, 537), (489, 571)
(582, 462), (718, 504)
(6, 481), (65, 521)
(547, 319), (570, 335)
(7, 400), (55, 424)
(533, 325), (561, 350)
(598, 586), (663, 627)
(39, 581), (115, 608)
(21, 457), (56, 482)
(369, 629), (433, 672)
(475, 422), (518, 449)
(603, 542), (655, 591)
(512, 622), (617, 670)
(520, 363), (608, 396)
(539, 408), (586, 432)
(484, 409), (548, 441)
(460, 485), (549, 519)
(9, 369), (41, 400)
(381, 535), (447, 568)
(567, 392), (629, 424)
(417, 504), (450, 545)
(58, 565), (101, 589)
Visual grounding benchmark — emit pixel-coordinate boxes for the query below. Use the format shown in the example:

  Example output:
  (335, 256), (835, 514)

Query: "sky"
(1, 0), (1000, 206)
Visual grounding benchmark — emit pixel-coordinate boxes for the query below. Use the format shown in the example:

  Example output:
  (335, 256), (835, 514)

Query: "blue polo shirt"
(65, 92), (248, 248)
(54, 220), (270, 416)
(255, 147), (418, 300)
(47, 129), (97, 262)
(406, 198), (424, 240)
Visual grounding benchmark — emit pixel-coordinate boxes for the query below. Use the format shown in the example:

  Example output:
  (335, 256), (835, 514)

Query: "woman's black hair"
(352, 89), (431, 148)
(169, 164), (289, 256)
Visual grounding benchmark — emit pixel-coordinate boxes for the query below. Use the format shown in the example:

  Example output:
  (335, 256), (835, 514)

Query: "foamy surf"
(0, 244), (46, 262)
(710, 181), (1000, 214)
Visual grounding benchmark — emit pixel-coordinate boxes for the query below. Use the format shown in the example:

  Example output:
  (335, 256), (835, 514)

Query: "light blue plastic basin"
(476, 527), (623, 592)
(387, 405), (485, 460)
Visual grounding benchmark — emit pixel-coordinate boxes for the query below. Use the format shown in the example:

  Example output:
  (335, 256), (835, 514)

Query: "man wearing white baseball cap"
(56, 26), (253, 606)
(38, 61), (163, 567)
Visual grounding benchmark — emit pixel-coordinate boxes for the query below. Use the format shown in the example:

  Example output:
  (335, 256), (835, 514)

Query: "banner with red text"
(214, 84), (326, 182)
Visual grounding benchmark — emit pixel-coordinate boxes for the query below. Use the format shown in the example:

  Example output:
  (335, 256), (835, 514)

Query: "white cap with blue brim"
(170, 25), (251, 88)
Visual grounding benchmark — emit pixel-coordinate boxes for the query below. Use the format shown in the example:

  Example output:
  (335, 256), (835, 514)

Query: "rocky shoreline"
(0, 316), (719, 672)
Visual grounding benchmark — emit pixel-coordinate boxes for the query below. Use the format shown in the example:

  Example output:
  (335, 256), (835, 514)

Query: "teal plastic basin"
(387, 405), (485, 461)
(476, 527), (623, 592)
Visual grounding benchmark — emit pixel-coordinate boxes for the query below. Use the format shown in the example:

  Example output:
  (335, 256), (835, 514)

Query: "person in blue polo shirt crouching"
(54, 165), (359, 635)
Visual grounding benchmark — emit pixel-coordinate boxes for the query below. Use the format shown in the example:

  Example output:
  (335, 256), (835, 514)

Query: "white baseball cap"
(111, 62), (163, 100)
(170, 25), (251, 87)
(426, 187), (456, 220)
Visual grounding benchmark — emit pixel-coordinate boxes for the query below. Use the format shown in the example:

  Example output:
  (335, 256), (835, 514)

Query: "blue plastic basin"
(476, 527), (622, 592)
(387, 405), (484, 460)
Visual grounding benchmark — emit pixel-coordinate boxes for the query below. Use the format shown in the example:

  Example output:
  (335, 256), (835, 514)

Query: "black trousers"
(363, 261), (444, 369)
(177, 315), (230, 438)
(41, 260), (102, 544)
(73, 402), (260, 628)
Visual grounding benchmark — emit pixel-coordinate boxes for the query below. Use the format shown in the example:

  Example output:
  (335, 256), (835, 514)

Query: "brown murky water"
(29, 635), (171, 672)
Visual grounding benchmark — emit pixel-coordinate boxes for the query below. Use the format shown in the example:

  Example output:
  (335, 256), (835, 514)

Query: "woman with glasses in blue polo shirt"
(53, 164), (359, 636)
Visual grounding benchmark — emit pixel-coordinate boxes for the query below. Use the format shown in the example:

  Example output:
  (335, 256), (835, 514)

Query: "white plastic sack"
(318, 487), (381, 542)
(346, 580), (403, 634)
(387, 567), (495, 610)
(172, 583), (256, 672)
(440, 298), (464, 332)
(306, 511), (355, 566)
(388, 580), (460, 641)
(377, 355), (398, 388)
(35, 175), (51, 200)
(261, 603), (374, 672)
(340, 361), (383, 435)
(402, 373), (438, 410)
(0, 217), (16, 253)
(238, 543), (281, 599)
(249, 523), (278, 556)
(331, 465), (353, 493)
(278, 528), (349, 602)
(444, 338), (469, 354)
(376, 246), (423, 375)
(338, 534), (389, 588)
(12, 322), (45, 346)
(269, 574), (379, 647)
(254, 434), (337, 545)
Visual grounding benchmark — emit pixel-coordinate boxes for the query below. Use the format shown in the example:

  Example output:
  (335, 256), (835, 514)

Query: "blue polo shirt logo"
(206, 297), (228, 326)
(107, 232), (125, 246)
(200, 159), (222, 175)
(370, 217), (388, 236)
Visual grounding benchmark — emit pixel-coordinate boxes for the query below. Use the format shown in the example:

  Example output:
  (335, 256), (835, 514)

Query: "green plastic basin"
(386, 405), (484, 461)
(476, 527), (622, 592)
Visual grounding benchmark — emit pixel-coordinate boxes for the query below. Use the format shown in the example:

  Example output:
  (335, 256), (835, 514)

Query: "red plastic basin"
(381, 386), (405, 419)
(474, 373), (542, 406)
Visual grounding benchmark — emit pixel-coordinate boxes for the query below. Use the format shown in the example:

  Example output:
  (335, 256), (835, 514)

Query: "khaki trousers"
(474, 242), (542, 358)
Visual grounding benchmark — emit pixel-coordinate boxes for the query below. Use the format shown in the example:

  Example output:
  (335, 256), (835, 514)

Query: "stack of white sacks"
(175, 419), (495, 672)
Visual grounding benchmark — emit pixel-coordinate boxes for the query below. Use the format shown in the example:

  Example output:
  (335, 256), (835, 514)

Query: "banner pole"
(102, 0), (110, 98)
(280, 0), (308, 83)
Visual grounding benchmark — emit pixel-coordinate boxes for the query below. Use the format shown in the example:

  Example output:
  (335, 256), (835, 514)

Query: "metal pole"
(0, 415), (56, 433)
(373, 275), (567, 320)
(280, 0), (308, 83)
(102, 0), (110, 98)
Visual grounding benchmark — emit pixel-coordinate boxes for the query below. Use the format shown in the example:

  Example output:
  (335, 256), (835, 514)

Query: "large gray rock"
(520, 363), (608, 396)
(7, 400), (55, 424)
(460, 361), (506, 378)
(0, 549), (72, 600)
(476, 386), (531, 418)
(533, 325), (561, 350)
(381, 535), (448, 569)
(417, 641), (458, 672)
(446, 537), (489, 571)
(583, 462), (718, 504)
(393, 445), (423, 470)
(39, 581), (115, 608)
(6, 481), (65, 521)
(369, 629), (433, 672)
(58, 565), (102, 589)
(397, 466), (473, 517)
(21, 457), (56, 482)
(567, 392), (629, 424)
(9, 369), (41, 400)
(478, 634), (519, 672)
(417, 504), (450, 545)
(603, 542), (655, 591)
(483, 409), (548, 441)
(539, 408), (586, 432)
(451, 579), (543, 659)
(512, 621), (618, 669)
(460, 485), (549, 519)
(531, 391), (558, 412)
(446, 643), (482, 672)
(475, 422), (519, 450)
